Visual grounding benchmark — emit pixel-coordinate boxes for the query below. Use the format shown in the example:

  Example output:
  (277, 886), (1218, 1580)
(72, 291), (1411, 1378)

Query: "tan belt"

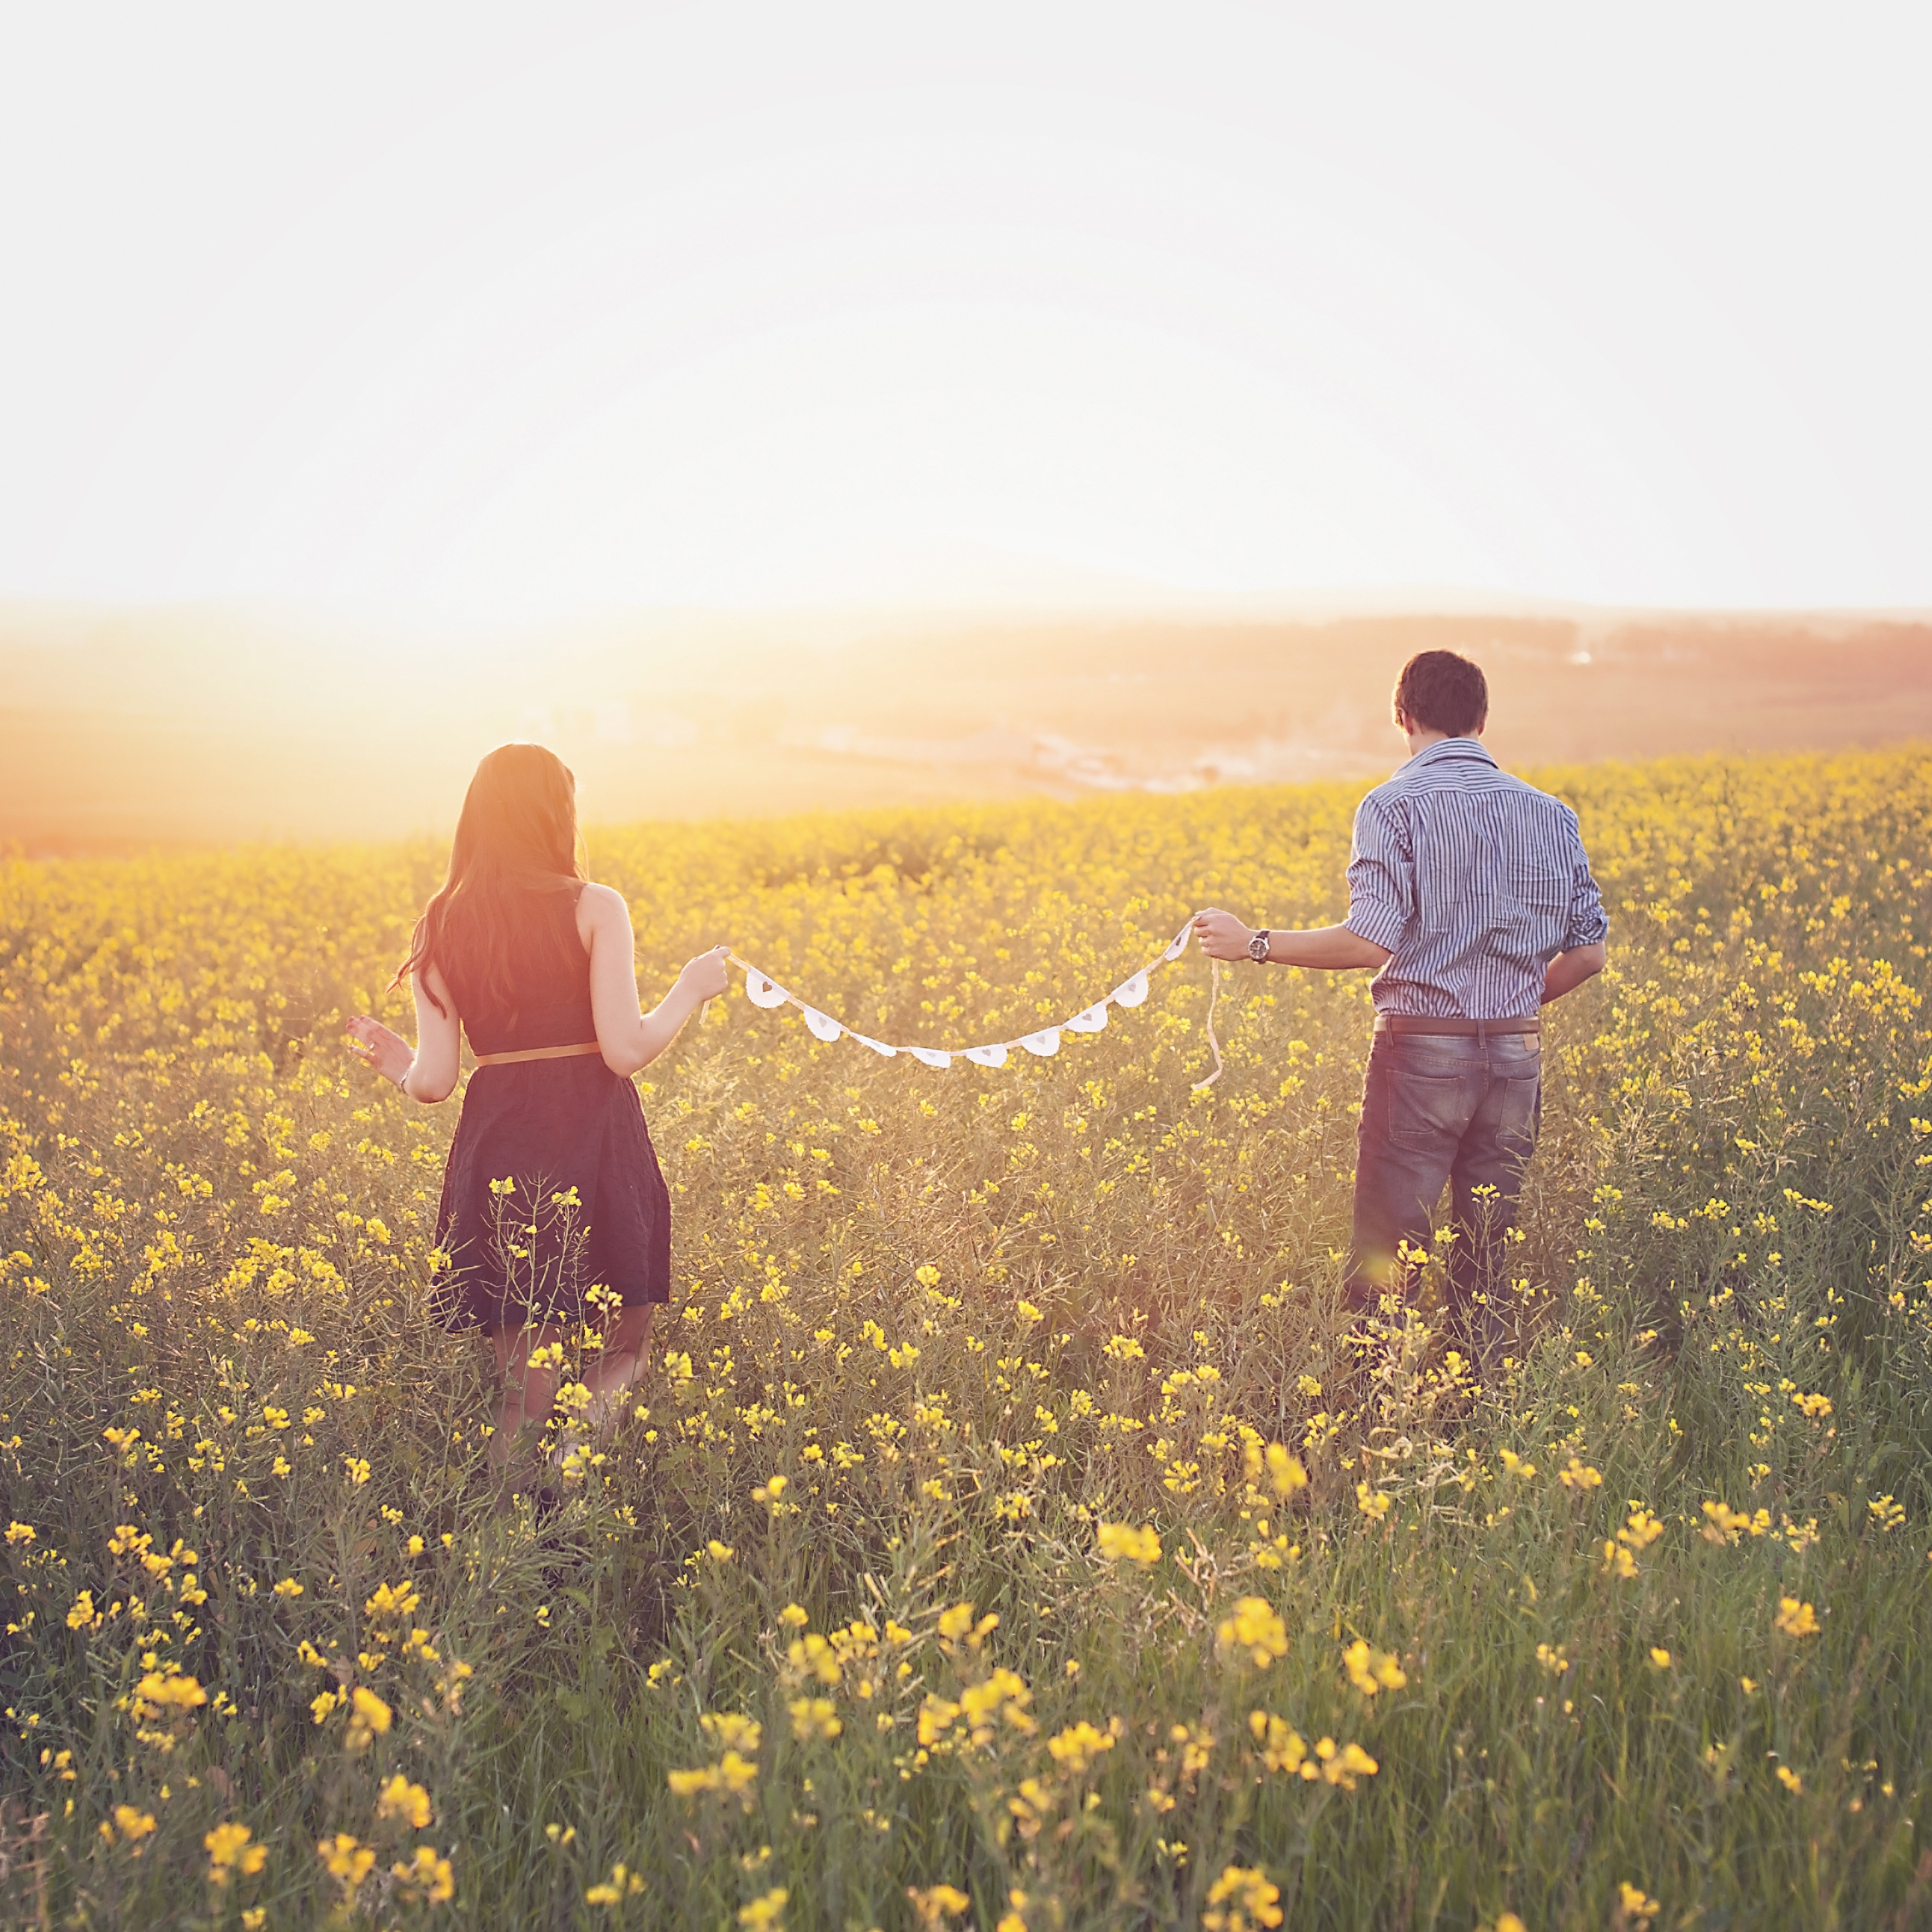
(472, 1041), (603, 1066)
(1374, 1014), (1539, 1037)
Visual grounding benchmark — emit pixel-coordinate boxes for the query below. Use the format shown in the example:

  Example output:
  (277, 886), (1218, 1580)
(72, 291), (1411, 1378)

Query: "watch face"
(1249, 931), (1269, 961)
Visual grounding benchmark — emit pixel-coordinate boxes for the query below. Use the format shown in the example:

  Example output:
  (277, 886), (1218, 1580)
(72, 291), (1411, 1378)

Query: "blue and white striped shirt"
(1343, 737), (1607, 1020)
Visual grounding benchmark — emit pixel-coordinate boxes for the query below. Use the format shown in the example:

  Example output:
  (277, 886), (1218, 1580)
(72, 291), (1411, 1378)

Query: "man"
(1195, 649), (1607, 1375)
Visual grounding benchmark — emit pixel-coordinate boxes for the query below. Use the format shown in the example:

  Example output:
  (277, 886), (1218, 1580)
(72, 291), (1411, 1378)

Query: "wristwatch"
(1247, 929), (1271, 963)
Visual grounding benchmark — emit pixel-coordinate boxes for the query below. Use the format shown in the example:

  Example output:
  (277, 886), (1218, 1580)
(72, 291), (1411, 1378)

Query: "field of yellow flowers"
(3, 747), (1931, 1930)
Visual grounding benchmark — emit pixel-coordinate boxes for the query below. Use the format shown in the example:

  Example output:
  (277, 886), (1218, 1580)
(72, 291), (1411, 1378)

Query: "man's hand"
(1194, 909), (1392, 972)
(1541, 942), (1606, 1003)
(1193, 907), (1258, 961)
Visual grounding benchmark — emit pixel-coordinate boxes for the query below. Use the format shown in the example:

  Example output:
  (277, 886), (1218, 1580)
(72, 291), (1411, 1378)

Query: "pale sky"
(3, 3), (1928, 620)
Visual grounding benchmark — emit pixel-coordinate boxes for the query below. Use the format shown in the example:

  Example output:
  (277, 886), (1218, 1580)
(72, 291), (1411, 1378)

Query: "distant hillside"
(2, 602), (1929, 849)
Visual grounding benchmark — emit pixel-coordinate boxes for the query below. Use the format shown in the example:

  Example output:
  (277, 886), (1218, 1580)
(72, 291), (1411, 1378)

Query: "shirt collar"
(1403, 735), (1497, 773)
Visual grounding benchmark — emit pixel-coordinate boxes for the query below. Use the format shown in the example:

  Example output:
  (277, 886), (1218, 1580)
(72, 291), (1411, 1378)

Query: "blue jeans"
(1343, 1030), (1542, 1353)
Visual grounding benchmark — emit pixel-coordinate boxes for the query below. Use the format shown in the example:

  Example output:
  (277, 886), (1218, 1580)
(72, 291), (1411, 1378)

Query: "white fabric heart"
(744, 969), (790, 1009)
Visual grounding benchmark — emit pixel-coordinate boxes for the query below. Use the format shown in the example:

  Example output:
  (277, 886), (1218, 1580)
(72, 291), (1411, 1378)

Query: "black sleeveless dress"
(431, 884), (672, 1332)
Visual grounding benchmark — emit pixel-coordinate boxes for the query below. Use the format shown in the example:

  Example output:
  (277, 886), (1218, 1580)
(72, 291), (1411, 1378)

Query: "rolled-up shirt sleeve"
(1560, 809), (1609, 949)
(1344, 792), (1414, 954)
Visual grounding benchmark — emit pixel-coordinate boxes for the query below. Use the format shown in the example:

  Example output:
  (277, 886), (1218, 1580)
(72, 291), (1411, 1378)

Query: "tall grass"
(2, 749), (1930, 1929)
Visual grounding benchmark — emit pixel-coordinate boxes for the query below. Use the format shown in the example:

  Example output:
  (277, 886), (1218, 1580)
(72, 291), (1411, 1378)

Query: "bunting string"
(724, 914), (1226, 1091)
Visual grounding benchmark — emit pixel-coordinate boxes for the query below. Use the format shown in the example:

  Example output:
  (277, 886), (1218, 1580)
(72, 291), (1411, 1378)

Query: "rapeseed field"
(2, 748), (1930, 1929)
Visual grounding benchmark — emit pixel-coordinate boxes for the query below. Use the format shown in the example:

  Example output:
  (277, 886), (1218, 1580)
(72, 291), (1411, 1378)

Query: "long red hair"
(397, 743), (587, 1019)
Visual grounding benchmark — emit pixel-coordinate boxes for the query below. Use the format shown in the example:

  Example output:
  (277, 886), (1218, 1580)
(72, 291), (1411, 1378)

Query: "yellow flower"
(789, 1696), (842, 1742)
(319, 1833), (376, 1892)
(1618, 1880), (1660, 1927)
(1314, 1736), (1379, 1788)
(907, 1883), (972, 1926)
(587, 1863), (645, 1904)
(205, 1821), (265, 1884)
(1776, 1763), (1803, 1794)
(1649, 1648), (1672, 1671)
(1045, 1718), (1119, 1774)
(1248, 1711), (1308, 1777)
(392, 1844), (455, 1904)
(1342, 1639), (1407, 1695)
(137, 1671), (207, 1711)
(701, 1712), (762, 1754)
(365, 1580), (421, 1622)
(787, 1632), (840, 1685)
(1264, 1444), (1308, 1497)
(739, 1889), (788, 1929)
(346, 1684), (392, 1748)
(113, 1805), (157, 1844)
(957, 1669), (1036, 1744)
(1202, 1863), (1284, 1931)
(4, 1522), (35, 1544)
(377, 1773), (433, 1829)
(1773, 1597), (1820, 1638)
(272, 1578), (303, 1598)
(1097, 1522), (1162, 1566)
(1558, 1459), (1603, 1491)
(1217, 1597), (1289, 1669)
(1701, 1500), (1769, 1545)
(936, 1602), (999, 1649)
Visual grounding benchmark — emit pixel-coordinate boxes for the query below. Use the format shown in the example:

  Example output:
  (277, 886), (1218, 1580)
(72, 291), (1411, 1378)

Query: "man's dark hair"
(1393, 650), (1488, 737)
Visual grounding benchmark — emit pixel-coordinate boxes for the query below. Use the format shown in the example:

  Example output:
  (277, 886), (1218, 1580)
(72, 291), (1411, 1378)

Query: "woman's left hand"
(345, 1014), (413, 1088)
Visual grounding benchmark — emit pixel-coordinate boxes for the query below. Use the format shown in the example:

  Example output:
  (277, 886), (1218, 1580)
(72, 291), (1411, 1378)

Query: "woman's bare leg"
(489, 1323), (563, 1475)
(582, 1303), (655, 1435)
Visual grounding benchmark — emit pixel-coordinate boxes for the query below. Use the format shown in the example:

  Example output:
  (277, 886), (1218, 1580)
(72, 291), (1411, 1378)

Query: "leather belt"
(472, 1041), (603, 1066)
(1373, 1014), (1540, 1037)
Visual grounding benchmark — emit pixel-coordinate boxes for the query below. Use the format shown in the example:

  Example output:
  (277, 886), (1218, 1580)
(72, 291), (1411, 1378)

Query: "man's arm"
(1541, 942), (1605, 1003)
(1194, 909), (1391, 971)
(1546, 806), (1609, 1004)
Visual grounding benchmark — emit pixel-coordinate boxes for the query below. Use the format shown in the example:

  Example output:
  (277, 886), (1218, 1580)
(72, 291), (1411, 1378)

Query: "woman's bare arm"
(580, 884), (730, 1078)
(345, 959), (462, 1101)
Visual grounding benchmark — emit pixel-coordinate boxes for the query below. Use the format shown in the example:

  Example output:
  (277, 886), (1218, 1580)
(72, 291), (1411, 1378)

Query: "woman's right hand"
(345, 1014), (413, 1087)
(678, 945), (732, 1003)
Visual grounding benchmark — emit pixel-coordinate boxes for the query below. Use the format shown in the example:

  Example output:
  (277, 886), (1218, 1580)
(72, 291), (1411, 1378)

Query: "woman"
(346, 743), (728, 1483)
